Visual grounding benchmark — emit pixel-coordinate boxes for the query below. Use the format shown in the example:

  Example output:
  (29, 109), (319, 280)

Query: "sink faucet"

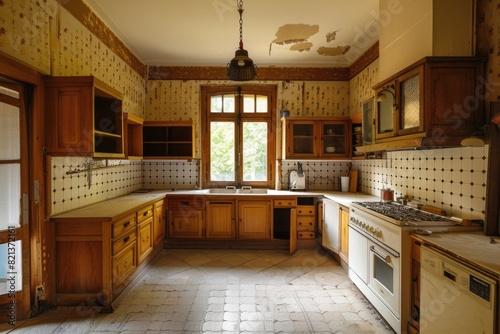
(241, 185), (252, 190)
(226, 185), (236, 190)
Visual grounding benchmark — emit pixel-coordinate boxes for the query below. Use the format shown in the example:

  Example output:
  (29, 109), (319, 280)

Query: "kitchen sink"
(208, 188), (237, 193)
(207, 188), (268, 194)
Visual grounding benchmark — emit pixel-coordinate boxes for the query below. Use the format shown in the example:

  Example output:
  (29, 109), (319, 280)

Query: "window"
(201, 85), (276, 189)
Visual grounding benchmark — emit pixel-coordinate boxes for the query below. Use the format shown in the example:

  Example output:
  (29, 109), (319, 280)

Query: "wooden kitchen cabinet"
(124, 113), (143, 159)
(238, 200), (272, 239)
(137, 205), (153, 264)
(153, 200), (165, 247)
(321, 199), (340, 253)
(143, 121), (194, 159)
(296, 205), (315, 240)
(51, 197), (165, 312)
(168, 198), (204, 238)
(45, 76), (124, 158)
(205, 200), (236, 239)
(339, 205), (349, 265)
(360, 57), (485, 152)
(282, 117), (352, 159)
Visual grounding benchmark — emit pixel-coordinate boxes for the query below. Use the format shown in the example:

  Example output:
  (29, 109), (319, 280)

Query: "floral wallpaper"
(0, 0), (55, 73)
(349, 59), (379, 116)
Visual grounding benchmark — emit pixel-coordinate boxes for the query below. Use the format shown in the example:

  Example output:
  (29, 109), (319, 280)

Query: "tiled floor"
(2, 247), (394, 333)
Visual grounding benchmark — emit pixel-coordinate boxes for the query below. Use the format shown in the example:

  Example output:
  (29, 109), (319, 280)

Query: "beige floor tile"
(3, 248), (395, 334)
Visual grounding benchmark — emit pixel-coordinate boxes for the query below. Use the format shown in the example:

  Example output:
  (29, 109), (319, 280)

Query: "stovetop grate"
(353, 201), (451, 223)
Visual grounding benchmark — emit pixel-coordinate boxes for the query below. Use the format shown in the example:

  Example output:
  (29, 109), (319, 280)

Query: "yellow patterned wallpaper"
(0, 0), (146, 117)
(349, 59), (379, 116)
(0, 0), (55, 73)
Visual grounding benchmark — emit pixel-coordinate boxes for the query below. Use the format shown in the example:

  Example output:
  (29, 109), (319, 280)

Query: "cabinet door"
(168, 209), (203, 238)
(238, 201), (271, 239)
(319, 121), (350, 157)
(137, 218), (153, 264)
(206, 201), (235, 239)
(375, 85), (396, 140)
(339, 206), (349, 263)
(286, 121), (316, 158)
(322, 199), (340, 253)
(153, 201), (165, 246)
(397, 66), (424, 136)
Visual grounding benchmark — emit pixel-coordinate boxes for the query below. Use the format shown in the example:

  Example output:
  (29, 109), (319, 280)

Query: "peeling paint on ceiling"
(271, 24), (320, 45)
(317, 45), (351, 57)
(289, 42), (314, 52)
(325, 31), (338, 43)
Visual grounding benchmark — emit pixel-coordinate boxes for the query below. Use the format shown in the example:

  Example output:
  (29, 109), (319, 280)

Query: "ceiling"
(84, 0), (380, 68)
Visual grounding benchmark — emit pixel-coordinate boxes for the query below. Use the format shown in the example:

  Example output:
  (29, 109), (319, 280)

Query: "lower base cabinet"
(51, 201), (164, 312)
(339, 205), (349, 264)
(205, 200), (235, 239)
(238, 200), (271, 239)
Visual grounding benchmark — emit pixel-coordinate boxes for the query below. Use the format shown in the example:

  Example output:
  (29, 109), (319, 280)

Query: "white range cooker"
(348, 201), (482, 334)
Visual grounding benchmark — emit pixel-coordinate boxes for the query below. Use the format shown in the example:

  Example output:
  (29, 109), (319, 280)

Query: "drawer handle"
(180, 201), (190, 206)
(123, 236), (130, 243)
(143, 211), (149, 216)
(123, 221), (130, 228)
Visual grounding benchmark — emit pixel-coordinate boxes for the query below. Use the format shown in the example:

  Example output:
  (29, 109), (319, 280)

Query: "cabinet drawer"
(297, 217), (315, 231)
(169, 198), (204, 209)
(273, 198), (297, 207)
(298, 231), (315, 239)
(113, 241), (137, 289)
(112, 229), (137, 255)
(297, 205), (315, 215)
(112, 214), (136, 238)
(137, 205), (153, 223)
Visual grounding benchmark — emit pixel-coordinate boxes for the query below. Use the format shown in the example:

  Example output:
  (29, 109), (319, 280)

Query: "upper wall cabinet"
(282, 117), (351, 159)
(358, 57), (485, 152)
(45, 76), (124, 158)
(143, 121), (194, 159)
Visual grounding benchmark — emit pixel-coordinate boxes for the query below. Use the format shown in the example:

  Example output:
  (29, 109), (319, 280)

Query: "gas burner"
(352, 201), (452, 224)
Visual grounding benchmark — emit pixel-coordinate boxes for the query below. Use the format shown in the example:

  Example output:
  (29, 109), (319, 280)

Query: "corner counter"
(413, 231), (500, 276)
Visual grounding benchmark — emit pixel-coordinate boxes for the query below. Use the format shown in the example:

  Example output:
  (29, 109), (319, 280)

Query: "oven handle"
(370, 244), (399, 262)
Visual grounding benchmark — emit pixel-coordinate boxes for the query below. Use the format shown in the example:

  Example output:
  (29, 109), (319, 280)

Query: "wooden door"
(206, 201), (235, 239)
(153, 200), (165, 246)
(339, 205), (350, 263)
(168, 209), (203, 239)
(289, 208), (297, 254)
(137, 218), (153, 264)
(0, 82), (30, 323)
(238, 201), (271, 239)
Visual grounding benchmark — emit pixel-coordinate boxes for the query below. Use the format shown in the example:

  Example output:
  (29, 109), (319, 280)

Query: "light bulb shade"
(227, 49), (257, 81)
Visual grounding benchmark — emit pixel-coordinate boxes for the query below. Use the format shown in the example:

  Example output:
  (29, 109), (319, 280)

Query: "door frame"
(0, 52), (47, 321)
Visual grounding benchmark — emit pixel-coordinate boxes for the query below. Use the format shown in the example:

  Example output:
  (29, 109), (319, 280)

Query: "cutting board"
(349, 170), (359, 192)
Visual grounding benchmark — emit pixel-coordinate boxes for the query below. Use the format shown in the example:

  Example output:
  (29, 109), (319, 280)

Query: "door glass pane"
(374, 255), (394, 293)
(377, 97), (394, 134)
(293, 124), (314, 154)
(256, 95), (268, 113)
(210, 122), (235, 181)
(0, 164), (20, 230)
(0, 102), (20, 160)
(243, 94), (254, 113)
(323, 123), (345, 154)
(401, 74), (420, 130)
(210, 94), (235, 113)
(0, 240), (22, 293)
(242, 122), (267, 181)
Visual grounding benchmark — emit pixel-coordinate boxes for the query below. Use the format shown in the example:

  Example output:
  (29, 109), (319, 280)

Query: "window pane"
(256, 95), (268, 113)
(243, 94), (255, 113)
(243, 122), (267, 181)
(0, 102), (20, 160)
(223, 94), (235, 113)
(0, 164), (20, 230)
(210, 95), (222, 113)
(0, 240), (22, 293)
(210, 122), (235, 181)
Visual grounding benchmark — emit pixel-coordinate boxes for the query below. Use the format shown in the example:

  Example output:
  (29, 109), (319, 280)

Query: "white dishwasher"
(420, 245), (497, 334)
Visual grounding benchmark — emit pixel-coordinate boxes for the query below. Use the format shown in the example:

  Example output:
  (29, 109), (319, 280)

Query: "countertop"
(50, 190), (171, 220)
(49, 188), (379, 220)
(414, 231), (500, 277)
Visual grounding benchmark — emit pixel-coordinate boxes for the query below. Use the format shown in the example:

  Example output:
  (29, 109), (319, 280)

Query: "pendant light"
(227, 0), (257, 81)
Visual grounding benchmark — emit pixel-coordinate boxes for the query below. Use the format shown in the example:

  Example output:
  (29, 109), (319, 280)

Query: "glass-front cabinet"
(397, 66), (424, 136)
(282, 117), (351, 159)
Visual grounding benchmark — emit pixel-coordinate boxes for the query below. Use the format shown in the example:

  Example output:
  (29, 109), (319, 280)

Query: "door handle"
(370, 245), (391, 263)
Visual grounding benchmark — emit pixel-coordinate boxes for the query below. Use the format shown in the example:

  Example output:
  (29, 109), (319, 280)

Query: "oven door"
(368, 239), (400, 316)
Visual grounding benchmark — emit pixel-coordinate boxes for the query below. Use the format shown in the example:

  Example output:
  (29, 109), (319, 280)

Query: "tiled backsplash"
(50, 146), (488, 221)
(280, 160), (352, 191)
(142, 160), (199, 190)
(352, 146), (488, 220)
(50, 157), (143, 215)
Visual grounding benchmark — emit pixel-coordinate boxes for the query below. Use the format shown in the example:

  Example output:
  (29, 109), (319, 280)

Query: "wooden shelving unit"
(143, 120), (194, 159)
